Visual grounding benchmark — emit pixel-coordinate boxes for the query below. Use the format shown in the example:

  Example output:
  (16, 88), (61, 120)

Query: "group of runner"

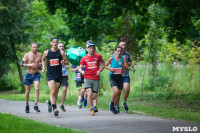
(21, 38), (132, 116)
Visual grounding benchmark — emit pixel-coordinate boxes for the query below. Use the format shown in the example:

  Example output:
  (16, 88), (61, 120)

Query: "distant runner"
(57, 43), (68, 112)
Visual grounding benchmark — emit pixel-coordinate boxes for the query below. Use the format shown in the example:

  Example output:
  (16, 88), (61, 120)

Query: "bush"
(0, 75), (17, 91)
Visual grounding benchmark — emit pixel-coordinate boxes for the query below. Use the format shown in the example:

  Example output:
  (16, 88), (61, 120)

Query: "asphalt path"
(0, 99), (199, 133)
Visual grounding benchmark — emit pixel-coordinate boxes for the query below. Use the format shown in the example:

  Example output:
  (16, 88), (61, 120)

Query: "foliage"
(0, 0), (29, 78)
(0, 75), (18, 91)
(25, 0), (70, 53)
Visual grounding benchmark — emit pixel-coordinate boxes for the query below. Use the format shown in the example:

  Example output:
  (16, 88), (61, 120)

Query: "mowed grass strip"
(0, 112), (86, 133)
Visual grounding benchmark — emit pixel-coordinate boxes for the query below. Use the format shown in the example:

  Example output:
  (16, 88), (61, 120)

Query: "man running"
(79, 41), (105, 116)
(58, 43), (68, 112)
(42, 37), (68, 116)
(119, 42), (132, 112)
(21, 43), (42, 113)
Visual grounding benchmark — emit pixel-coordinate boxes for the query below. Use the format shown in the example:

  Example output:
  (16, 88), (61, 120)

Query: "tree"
(0, 0), (29, 91)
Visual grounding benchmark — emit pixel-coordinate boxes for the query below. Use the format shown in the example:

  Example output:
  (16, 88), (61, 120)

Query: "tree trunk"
(11, 42), (25, 91)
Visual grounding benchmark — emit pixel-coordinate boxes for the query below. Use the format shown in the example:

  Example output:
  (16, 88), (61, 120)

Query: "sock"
(34, 103), (37, 106)
(52, 104), (57, 110)
(116, 105), (119, 108)
(123, 101), (126, 104)
(26, 103), (29, 106)
(61, 104), (63, 107)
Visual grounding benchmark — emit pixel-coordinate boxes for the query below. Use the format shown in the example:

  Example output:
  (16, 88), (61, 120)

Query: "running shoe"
(109, 102), (117, 114)
(77, 98), (82, 108)
(25, 106), (30, 113)
(34, 106), (40, 112)
(60, 105), (66, 112)
(122, 102), (129, 111)
(115, 106), (120, 113)
(46, 100), (52, 113)
(53, 109), (59, 116)
(93, 106), (98, 112)
(90, 109), (95, 116)
(83, 97), (87, 107)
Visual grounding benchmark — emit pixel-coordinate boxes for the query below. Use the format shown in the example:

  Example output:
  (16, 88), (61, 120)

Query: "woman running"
(105, 46), (129, 114)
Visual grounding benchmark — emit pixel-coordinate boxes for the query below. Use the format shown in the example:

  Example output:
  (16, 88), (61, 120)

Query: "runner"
(57, 43), (68, 112)
(105, 46), (129, 114)
(119, 42), (132, 112)
(21, 43), (42, 113)
(79, 41), (105, 116)
(42, 37), (68, 116)
(71, 65), (87, 108)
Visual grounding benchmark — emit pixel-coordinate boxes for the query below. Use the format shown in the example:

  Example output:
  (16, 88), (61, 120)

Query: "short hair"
(31, 42), (38, 46)
(119, 41), (126, 45)
(50, 37), (59, 42)
(115, 46), (123, 51)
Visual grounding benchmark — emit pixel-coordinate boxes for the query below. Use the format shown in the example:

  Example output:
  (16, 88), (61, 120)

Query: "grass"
(0, 112), (85, 133)
(0, 63), (200, 123)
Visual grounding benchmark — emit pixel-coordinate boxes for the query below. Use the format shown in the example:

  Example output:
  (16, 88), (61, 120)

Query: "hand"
(96, 70), (101, 76)
(61, 61), (64, 65)
(110, 68), (114, 73)
(31, 63), (36, 68)
(81, 71), (85, 76)
(42, 67), (45, 73)
(65, 65), (68, 69)
(119, 62), (123, 67)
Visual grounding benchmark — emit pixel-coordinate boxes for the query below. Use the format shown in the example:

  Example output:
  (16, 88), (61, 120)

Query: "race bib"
(114, 68), (123, 74)
(77, 73), (81, 79)
(49, 59), (59, 66)
(88, 61), (97, 69)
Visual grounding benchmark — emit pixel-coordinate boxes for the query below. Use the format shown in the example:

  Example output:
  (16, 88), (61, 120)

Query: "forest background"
(0, 0), (200, 122)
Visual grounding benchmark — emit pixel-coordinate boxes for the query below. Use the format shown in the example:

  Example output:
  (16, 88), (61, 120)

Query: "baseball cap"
(86, 40), (95, 48)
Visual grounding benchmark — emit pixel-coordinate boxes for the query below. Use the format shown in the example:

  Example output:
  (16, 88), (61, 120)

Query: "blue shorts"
(24, 72), (41, 86)
(123, 76), (130, 83)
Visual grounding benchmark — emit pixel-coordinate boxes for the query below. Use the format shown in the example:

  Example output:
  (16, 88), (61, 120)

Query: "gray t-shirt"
(122, 51), (132, 77)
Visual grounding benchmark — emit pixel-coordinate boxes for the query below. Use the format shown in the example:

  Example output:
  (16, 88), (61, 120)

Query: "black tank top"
(46, 49), (62, 79)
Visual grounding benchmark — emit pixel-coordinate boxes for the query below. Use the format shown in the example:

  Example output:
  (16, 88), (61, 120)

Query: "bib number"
(50, 59), (59, 66)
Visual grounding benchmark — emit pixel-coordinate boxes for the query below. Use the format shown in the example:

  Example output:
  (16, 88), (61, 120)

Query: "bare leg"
(48, 80), (60, 105)
(114, 90), (122, 107)
(111, 86), (119, 106)
(25, 85), (31, 104)
(92, 93), (98, 107)
(33, 81), (40, 104)
(86, 88), (93, 109)
(123, 83), (130, 102)
(61, 86), (67, 104)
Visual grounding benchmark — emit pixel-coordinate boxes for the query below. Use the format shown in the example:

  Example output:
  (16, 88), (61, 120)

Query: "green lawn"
(0, 112), (85, 133)
(0, 91), (200, 122)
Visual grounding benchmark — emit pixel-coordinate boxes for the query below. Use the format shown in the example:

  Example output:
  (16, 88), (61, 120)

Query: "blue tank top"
(109, 55), (124, 76)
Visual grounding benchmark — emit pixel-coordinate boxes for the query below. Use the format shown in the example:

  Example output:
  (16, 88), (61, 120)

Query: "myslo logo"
(172, 126), (198, 132)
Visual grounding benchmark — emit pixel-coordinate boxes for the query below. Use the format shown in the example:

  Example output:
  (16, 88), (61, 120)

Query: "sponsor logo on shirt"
(88, 61), (97, 69)
(50, 59), (59, 66)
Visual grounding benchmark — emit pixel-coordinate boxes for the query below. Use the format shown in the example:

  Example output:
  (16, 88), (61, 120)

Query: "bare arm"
(105, 57), (114, 71)
(61, 51), (69, 65)
(42, 50), (48, 73)
(78, 65), (85, 75)
(71, 66), (79, 72)
(123, 56), (129, 71)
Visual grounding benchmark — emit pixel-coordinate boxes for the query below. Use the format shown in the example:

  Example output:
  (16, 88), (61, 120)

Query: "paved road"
(0, 99), (199, 133)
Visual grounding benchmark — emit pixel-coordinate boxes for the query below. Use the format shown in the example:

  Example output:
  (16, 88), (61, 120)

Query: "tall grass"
(2, 62), (200, 101)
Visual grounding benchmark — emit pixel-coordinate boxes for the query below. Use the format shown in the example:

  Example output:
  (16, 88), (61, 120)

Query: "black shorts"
(47, 77), (62, 83)
(61, 76), (68, 87)
(109, 74), (123, 90)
